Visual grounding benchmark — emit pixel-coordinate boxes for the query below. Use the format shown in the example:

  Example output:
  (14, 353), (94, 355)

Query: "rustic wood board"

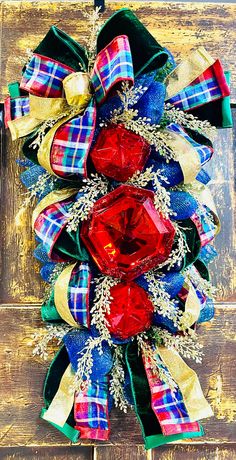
(0, 305), (236, 448)
(0, 1), (236, 459)
(0, 1), (236, 103)
(1, 111), (235, 305)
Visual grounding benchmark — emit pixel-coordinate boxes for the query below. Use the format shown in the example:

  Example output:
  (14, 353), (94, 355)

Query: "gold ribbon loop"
(29, 94), (69, 121)
(54, 263), (79, 328)
(63, 72), (92, 107)
(42, 364), (75, 427)
(9, 72), (92, 141)
(158, 346), (213, 421)
(183, 280), (201, 327)
(165, 47), (215, 100)
(165, 128), (201, 183)
(8, 115), (41, 141)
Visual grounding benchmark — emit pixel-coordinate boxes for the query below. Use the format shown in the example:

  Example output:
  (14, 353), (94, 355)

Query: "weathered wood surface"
(1, 113), (235, 305)
(0, 305), (236, 448)
(0, 1), (236, 103)
(0, 1), (236, 459)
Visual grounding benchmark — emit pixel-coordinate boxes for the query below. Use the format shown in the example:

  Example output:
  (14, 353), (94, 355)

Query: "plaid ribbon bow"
(5, 34), (134, 180)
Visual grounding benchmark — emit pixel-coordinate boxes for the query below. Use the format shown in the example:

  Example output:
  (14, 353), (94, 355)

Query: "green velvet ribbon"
(222, 71), (233, 128)
(189, 71), (233, 128)
(125, 341), (204, 449)
(97, 8), (168, 76)
(34, 26), (88, 72)
(194, 258), (210, 281)
(41, 290), (62, 322)
(8, 82), (21, 98)
(54, 227), (89, 261)
(22, 130), (42, 165)
(179, 219), (201, 269)
(41, 345), (79, 442)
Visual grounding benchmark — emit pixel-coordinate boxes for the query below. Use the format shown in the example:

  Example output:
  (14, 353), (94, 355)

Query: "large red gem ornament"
(81, 185), (175, 280)
(90, 124), (151, 182)
(105, 281), (154, 339)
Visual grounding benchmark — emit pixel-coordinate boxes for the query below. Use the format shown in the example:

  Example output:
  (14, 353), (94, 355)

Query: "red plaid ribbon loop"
(167, 60), (230, 112)
(74, 377), (110, 440)
(50, 101), (96, 178)
(142, 353), (201, 436)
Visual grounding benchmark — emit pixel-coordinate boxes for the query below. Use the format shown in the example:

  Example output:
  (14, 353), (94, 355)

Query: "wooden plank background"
(0, 2), (235, 459)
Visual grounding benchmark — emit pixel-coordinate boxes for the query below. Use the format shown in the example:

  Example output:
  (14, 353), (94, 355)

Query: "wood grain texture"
(1, 111), (235, 304)
(0, 2), (235, 458)
(0, 305), (235, 448)
(0, 447), (93, 460)
(205, 110), (236, 302)
(0, 1), (236, 103)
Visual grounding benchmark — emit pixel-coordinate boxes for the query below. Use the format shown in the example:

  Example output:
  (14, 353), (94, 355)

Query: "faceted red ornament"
(81, 184), (176, 280)
(105, 281), (154, 339)
(90, 124), (151, 182)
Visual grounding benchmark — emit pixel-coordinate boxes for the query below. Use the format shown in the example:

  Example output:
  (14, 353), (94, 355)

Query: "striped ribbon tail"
(91, 35), (134, 104)
(74, 377), (110, 440)
(142, 353), (201, 436)
(167, 60), (230, 111)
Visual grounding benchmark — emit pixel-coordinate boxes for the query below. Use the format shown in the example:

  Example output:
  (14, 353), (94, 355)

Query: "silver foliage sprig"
(30, 324), (72, 360)
(144, 271), (183, 328)
(128, 166), (172, 218)
(15, 171), (58, 226)
(151, 327), (204, 363)
(152, 223), (189, 272)
(90, 275), (117, 344)
(30, 106), (79, 150)
(67, 174), (109, 232)
(109, 347), (129, 413)
(184, 266), (218, 299)
(163, 103), (217, 142)
(74, 336), (105, 391)
(137, 335), (177, 391)
(83, 7), (103, 74)
(108, 82), (177, 162)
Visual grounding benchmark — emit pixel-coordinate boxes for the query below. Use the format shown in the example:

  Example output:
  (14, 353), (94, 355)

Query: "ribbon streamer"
(42, 363), (75, 427)
(158, 347), (213, 421)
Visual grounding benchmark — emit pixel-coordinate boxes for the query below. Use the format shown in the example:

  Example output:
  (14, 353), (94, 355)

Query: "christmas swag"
(5, 7), (232, 449)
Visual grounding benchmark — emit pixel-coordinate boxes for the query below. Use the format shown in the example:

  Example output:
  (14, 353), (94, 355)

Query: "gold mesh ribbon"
(158, 346), (213, 421)
(42, 364), (75, 427)
(165, 128), (201, 183)
(165, 47), (215, 100)
(8, 115), (41, 141)
(183, 280), (201, 327)
(30, 94), (69, 120)
(54, 263), (79, 327)
(32, 188), (78, 228)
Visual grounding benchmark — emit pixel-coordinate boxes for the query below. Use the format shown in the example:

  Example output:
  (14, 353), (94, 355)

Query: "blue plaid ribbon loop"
(68, 262), (91, 328)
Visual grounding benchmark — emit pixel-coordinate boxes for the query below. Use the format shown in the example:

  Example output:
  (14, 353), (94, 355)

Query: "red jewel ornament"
(90, 124), (151, 182)
(105, 281), (154, 339)
(81, 184), (175, 280)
